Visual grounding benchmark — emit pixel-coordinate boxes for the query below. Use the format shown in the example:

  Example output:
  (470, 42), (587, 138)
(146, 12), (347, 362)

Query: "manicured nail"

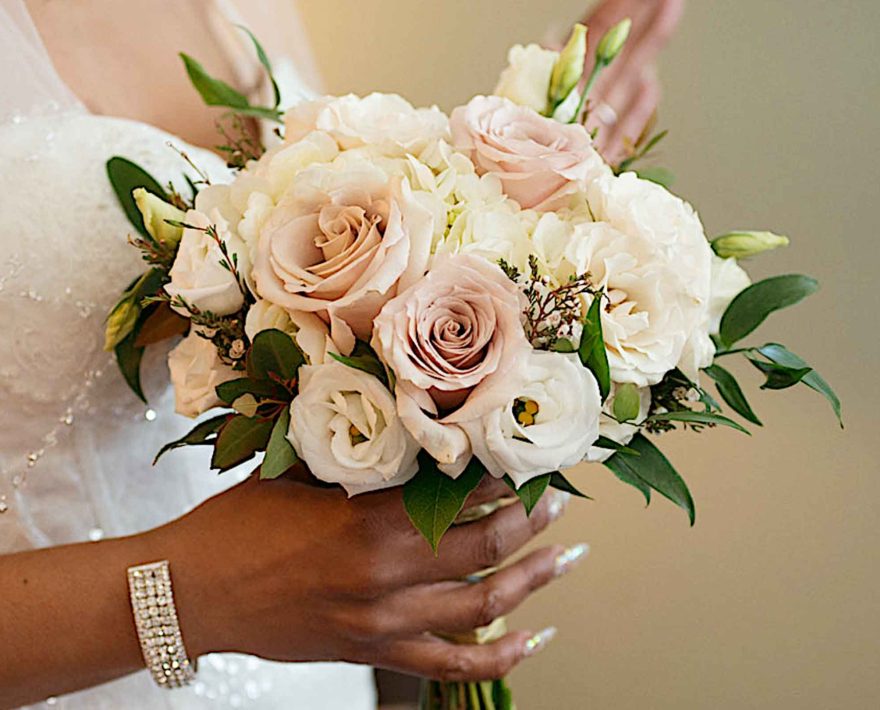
(524, 626), (557, 656)
(554, 543), (590, 577)
(547, 491), (571, 521)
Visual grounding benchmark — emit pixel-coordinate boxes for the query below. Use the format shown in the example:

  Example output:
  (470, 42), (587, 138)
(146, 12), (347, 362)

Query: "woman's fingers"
(385, 544), (588, 635)
(373, 628), (555, 682)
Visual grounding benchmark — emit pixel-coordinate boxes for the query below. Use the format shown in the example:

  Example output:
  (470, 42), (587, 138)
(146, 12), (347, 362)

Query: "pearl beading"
(127, 560), (197, 688)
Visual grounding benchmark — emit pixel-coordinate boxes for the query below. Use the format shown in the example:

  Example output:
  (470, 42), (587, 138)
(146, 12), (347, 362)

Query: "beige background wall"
(298, 2), (879, 708)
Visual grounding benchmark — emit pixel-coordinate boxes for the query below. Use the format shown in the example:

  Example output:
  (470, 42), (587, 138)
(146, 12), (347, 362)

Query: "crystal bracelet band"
(127, 560), (197, 688)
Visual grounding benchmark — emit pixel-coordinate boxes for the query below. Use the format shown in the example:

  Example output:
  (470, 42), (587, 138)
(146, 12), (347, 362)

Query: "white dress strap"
(0, 0), (84, 124)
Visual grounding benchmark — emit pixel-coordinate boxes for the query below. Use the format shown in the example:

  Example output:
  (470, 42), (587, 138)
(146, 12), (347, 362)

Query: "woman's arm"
(0, 475), (581, 708)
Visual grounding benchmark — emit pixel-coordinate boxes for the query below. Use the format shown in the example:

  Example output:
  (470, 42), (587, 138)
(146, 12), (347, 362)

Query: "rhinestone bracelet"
(127, 560), (197, 688)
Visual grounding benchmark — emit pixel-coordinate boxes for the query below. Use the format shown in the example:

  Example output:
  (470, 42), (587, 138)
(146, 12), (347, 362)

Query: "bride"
(0, 1), (681, 707)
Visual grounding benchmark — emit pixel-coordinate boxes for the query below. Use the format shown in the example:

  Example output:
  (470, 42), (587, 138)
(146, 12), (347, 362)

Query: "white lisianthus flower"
(463, 351), (601, 487)
(708, 255), (751, 333)
(165, 209), (250, 316)
(167, 330), (237, 418)
(586, 384), (651, 463)
(288, 362), (419, 496)
(493, 44), (558, 115)
(284, 93), (449, 157)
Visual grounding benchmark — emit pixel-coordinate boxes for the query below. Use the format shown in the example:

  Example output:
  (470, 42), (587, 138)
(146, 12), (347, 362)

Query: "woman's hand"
(581, 0), (685, 162)
(157, 474), (583, 682)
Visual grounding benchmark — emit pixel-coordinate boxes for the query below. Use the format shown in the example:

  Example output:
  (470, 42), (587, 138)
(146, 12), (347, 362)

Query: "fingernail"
(547, 491), (571, 521)
(554, 542), (590, 577)
(524, 626), (557, 656)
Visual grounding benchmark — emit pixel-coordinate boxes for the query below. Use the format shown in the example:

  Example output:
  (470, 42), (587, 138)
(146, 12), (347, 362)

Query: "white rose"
(463, 351), (601, 487)
(586, 384), (651, 463)
(244, 300), (298, 341)
(244, 301), (336, 366)
(284, 93), (449, 156)
(167, 330), (237, 418)
(165, 209), (250, 316)
(288, 362), (419, 496)
(493, 44), (558, 115)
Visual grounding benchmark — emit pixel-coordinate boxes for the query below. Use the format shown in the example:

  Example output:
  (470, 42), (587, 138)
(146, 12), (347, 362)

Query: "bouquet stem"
(419, 678), (514, 710)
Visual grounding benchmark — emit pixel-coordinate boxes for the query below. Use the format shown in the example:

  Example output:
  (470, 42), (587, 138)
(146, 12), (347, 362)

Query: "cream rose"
(493, 44), (558, 115)
(463, 351), (601, 487)
(372, 254), (531, 476)
(251, 159), (434, 354)
(450, 95), (608, 210)
(284, 93), (449, 156)
(165, 209), (249, 316)
(167, 330), (237, 418)
(288, 361), (419, 496)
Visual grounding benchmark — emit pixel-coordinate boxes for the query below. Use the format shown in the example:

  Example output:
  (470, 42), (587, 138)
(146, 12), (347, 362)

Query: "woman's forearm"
(0, 532), (164, 708)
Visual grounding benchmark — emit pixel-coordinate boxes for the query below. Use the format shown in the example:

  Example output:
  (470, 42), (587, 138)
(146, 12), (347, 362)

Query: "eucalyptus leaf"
(403, 454), (485, 553)
(153, 414), (229, 464)
(211, 415), (273, 472)
(503, 473), (551, 516)
(718, 274), (819, 347)
(246, 329), (303, 383)
(578, 296), (611, 401)
(645, 410), (750, 434)
(549, 471), (592, 499)
(746, 356), (812, 390)
(329, 340), (389, 387)
(260, 407), (299, 480)
(180, 53), (282, 122)
(703, 363), (762, 426)
(106, 157), (168, 238)
(757, 343), (842, 426)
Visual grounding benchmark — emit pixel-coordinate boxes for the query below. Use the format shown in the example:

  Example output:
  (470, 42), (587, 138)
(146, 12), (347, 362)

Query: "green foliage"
(211, 414), (274, 472)
(215, 377), (289, 405)
(549, 471), (592, 499)
(153, 414), (229, 464)
(114, 317), (149, 404)
(746, 356), (812, 390)
(329, 340), (390, 388)
(634, 166), (675, 188)
(702, 363), (762, 426)
(718, 274), (819, 347)
(604, 434), (695, 525)
(246, 329), (303, 383)
(593, 435), (640, 456)
(612, 382), (641, 422)
(236, 25), (281, 109)
(504, 473), (551, 516)
(260, 407), (299, 480)
(403, 455), (485, 553)
(645, 410), (750, 434)
(106, 157), (168, 238)
(578, 296), (611, 401)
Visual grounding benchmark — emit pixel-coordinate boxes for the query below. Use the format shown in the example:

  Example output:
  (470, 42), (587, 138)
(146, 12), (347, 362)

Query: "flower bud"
(710, 231), (790, 259)
(134, 188), (185, 246)
(104, 298), (139, 351)
(596, 18), (632, 65)
(548, 23), (587, 109)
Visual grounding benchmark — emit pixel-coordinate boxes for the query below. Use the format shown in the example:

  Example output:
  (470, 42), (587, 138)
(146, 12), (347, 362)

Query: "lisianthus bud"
(596, 18), (632, 65)
(548, 23), (587, 110)
(134, 188), (185, 246)
(711, 231), (789, 259)
(104, 298), (139, 351)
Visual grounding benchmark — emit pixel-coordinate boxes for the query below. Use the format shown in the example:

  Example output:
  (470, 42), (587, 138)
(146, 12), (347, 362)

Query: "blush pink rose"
(372, 254), (531, 476)
(251, 162), (433, 354)
(450, 95), (608, 210)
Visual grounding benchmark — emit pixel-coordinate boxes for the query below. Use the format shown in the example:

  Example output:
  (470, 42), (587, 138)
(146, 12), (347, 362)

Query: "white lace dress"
(0, 2), (376, 708)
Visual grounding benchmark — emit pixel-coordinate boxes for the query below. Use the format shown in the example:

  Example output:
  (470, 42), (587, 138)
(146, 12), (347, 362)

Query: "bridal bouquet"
(104, 22), (840, 709)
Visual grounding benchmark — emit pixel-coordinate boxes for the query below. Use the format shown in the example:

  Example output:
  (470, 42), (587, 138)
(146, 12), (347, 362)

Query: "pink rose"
(372, 254), (531, 476)
(450, 95), (607, 210)
(252, 161), (433, 354)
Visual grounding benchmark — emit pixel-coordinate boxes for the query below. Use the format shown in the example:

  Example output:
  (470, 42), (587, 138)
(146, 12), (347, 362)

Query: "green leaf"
(114, 313), (150, 403)
(106, 157), (168, 238)
(703, 363), (763, 426)
(746, 356), (812, 390)
(260, 407), (299, 480)
(154, 414), (229, 464)
(492, 679), (514, 710)
(549, 471), (592, 499)
(579, 296), (611, 401)
(612, 382), (641, 422)
(593, 435), (640, 456)
(329, 340), (389, 387)
(180, 52), (282, 122)
(403, 454), (485, 553)
(606, 434), (695, 524)
(236, 26), (281, 109)
(635, 166), (675, 188)
(246, 329), (303, 383)
(756, 343), (843, 426)
(550, 339), (576, 353)
(645, 410), (750, 434)
(211, 415), (273, 472)
(503, 473), (551, 516)
(718, 274), (819, 347)
(216, 377), (289, 405)
(604, 453), (651, 505)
